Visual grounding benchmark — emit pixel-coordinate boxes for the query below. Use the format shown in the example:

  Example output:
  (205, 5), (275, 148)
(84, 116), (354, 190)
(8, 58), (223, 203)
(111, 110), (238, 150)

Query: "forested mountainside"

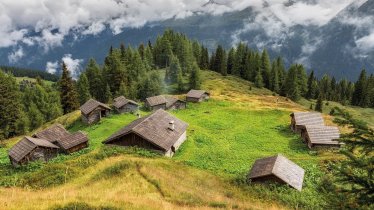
(0, 1), (373, 80)
(1, 29), (374, 140)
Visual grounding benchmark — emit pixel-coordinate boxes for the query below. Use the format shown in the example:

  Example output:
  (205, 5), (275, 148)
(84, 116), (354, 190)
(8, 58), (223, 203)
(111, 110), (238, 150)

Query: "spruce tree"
(0, 71), (24, 139)
(85, 58), (104, 101)
(270, 60), (280, 93)
(77, 73), (91, 105)
(255, 69), (264, 88)
(261, 49), (271, 89)
(332, 108), (374, 208)
(227, 48), (235, 75)
(189, 62), (201, 89)
(315, 94), (323, 112)
(352, 69), (367, 106)
(306, 70), (317, 99)
(28, 102), (44, 130)
(199, 46), (209, 70)
(59, 62), (80, 114)
(177, 69), (184, 92)
(168, 55), (182, 83)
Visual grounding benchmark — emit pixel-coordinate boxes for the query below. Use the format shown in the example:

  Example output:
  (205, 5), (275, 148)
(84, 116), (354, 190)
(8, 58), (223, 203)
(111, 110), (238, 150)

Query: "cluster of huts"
(79, 89), (210, 125)
(8, 86), (342, 192)
(247, 111), (341, 191)
(8, 124), (88, 166)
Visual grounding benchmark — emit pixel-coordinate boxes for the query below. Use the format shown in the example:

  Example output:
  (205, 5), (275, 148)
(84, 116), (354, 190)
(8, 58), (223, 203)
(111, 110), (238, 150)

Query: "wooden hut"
(113, 96), (139, 113)
(145, 95), (186, 111)
(32, 124), (70, 144)
(8, 136), (59, 166)
(56, 131), (89, 154)
(301, 125), (341, 149)
(33, 124), (89, 154)
(103, 109), (188, 157)
(186, 89), (210, 102)
(290, 112), (324, 133)
(80, 99), (111, 124)
(248, 154), (305, 191)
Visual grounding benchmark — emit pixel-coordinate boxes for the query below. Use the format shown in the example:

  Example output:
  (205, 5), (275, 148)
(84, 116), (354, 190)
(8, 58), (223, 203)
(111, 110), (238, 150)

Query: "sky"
(0, 0), (372, 73)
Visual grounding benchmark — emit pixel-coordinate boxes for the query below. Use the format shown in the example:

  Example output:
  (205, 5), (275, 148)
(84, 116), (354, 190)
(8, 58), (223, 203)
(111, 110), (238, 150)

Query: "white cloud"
(0, 0), (254, 49)
(62, 54), (83, 79)
(356, 32), (374, 53)
(46, 61), (58, 74)
(7, 47), (24, 63)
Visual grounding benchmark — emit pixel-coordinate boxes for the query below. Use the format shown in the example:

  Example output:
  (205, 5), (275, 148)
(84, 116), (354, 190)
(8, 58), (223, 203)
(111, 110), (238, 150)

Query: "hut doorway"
(101, 110), (107, 118)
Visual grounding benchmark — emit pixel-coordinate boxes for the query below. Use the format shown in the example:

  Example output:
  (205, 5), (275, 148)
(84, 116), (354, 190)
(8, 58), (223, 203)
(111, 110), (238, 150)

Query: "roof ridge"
(132, 109), (163, 131)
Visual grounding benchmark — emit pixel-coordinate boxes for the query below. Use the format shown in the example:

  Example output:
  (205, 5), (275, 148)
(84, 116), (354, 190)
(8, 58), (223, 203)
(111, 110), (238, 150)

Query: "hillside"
(0, 71), (365, 209)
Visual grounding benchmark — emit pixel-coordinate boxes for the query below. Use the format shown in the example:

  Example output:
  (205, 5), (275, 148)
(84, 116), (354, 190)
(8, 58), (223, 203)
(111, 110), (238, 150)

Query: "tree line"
(0, 65), (59, 82)
(209, 42), (374, 109)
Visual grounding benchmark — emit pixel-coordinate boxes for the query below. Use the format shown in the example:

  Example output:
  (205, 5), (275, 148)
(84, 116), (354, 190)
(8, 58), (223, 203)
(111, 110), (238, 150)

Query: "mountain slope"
(0, 71), (348, 209)
(0, 2), (373, 80)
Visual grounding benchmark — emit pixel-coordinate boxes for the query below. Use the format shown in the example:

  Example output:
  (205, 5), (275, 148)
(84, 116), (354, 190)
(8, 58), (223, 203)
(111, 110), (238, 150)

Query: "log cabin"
(248, 154), (305, 191)
(290, 112), (324, 133)
(8, 136), (59, 166)
(301, 125), (341, 149)
(145, 95), (186, 111)
(186, 89), (210, 102)
(80, 99), (111, 124)
(113, 96), (139, 114)
(103, 109), (188, 157)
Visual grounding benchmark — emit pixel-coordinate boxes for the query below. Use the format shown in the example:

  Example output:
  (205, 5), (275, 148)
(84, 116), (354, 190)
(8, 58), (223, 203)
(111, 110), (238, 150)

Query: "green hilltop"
(0, 70), (357, 210)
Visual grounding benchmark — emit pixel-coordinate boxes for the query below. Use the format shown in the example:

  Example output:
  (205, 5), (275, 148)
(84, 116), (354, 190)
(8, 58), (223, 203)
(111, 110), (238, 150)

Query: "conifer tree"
(255, 69), (264, 88)
(0, 71), (24, 139)
(167, 55), (182, 83)
(315, 94), (323, 112)
(261, 49), (271, 89)
(117, 81), (128, 98)
(270, 60), (280, 93)
(284, 65), (301, 101)
(177, 69), (184, 92)
(189, 62), (201, 89)
(352, 69), (369, 107)
(306, 70), (317, 99)
(85, 58), (104, 101)
(59, 62), (79, 114)
(331, 108), (374, 208)
(200, 46), (209, 70)
(227, 48), (235, 75)
(77, 73), (91, 105)
(103, 84), (112, 103)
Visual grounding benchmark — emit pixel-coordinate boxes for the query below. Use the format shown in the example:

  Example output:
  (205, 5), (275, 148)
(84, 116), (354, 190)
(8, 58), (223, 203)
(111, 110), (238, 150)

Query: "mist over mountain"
(0, 0), (373, 80)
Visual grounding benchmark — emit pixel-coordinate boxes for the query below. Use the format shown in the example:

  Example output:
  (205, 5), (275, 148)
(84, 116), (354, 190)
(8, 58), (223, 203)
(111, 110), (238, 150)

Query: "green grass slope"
(0, 71), (366, 209)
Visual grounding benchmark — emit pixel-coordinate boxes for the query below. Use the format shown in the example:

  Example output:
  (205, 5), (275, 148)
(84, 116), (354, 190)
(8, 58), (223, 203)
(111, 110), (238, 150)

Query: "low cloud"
(62, 54), (83, 79)
(355, 32), (374, 53)
(0, 0), (254, 49)
(46, 61), (58, 74)
(8, 47), (24, 63)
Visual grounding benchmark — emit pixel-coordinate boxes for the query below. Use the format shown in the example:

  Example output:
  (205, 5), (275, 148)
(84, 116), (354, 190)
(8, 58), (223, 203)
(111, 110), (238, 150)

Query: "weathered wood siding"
(147, 102), (167, 111)
(116, 103), (138, 114)
(165, 131), (187, 157)
(82, 108), (110, 124)
(168, 101), (186, 110)
(109, 133), (164, 153)
(10, 147), (58, 166)
(186, 93), (209, 103)
(66, 142), (89, 154)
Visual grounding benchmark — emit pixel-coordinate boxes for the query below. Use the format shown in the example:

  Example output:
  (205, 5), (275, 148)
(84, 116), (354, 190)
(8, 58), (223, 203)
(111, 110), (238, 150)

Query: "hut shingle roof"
(80, 99), (111, 115)
(33, 124), (70, 142)
(248, 154), (305, 191)
(305, 125), (340, 145)
(146, 95), (185, 108)
(291, 112), (324, 127)
(186, 89), (209, 98)
(104, 109), (188, 151)
(145, 95), (167, 107)
(57, 131), (89, 150)
(113, 96), (139, 109)
(9, 136), (59, 162)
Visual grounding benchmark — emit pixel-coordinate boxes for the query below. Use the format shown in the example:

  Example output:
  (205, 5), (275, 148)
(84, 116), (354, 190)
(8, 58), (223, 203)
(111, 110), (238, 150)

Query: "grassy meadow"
(0, 71), (356, 209)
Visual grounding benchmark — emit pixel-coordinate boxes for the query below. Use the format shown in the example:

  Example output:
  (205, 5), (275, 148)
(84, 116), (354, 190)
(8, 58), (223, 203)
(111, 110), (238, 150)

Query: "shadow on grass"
(274, 125), (309, 152)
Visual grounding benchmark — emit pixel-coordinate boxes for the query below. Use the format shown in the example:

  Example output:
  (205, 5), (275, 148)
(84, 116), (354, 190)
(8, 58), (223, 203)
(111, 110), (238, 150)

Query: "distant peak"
(202, 0), (223, 7)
